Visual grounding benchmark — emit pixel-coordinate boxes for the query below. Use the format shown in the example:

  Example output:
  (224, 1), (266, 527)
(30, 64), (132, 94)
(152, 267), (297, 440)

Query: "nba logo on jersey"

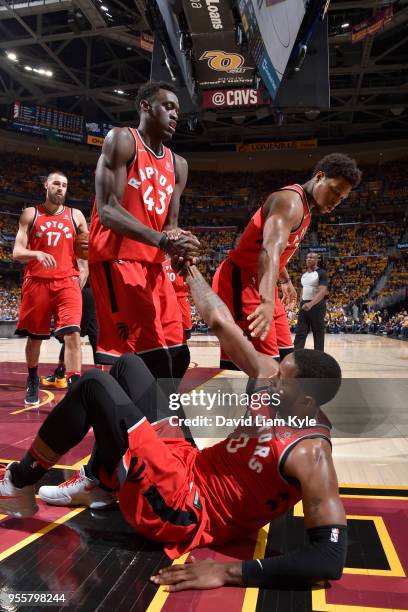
(330, 527), (339, 543)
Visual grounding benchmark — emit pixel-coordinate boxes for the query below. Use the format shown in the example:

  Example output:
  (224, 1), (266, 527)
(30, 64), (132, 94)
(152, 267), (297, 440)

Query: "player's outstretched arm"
(13, 207), (56, 268)
(152, 438), (346, 591)
(185, 264), (276, 379)
(248, 192), (301, 340)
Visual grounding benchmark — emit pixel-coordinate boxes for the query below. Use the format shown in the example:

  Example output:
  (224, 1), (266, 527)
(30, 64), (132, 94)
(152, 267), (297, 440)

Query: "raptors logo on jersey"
(89, 128), (175, 264)
(25, 205), (78, 279)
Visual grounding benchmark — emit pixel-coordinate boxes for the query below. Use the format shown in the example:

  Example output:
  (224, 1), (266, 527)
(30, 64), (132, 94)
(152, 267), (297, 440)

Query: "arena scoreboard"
(12, 101), (85, 143)
(10, 102), (114, 145)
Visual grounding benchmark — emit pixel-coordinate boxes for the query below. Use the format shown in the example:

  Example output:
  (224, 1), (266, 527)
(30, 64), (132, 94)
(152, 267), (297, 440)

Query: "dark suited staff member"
(294, 252), (328, 351)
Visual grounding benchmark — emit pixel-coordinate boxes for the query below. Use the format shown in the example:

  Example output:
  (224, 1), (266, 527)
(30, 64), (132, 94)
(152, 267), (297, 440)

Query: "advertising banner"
(202, 88), (267, 108)
(352, 6), (393, 44)
(194, 32), (256, 88)
(236, 139), (318, 152)
(182, 0), (234, 34)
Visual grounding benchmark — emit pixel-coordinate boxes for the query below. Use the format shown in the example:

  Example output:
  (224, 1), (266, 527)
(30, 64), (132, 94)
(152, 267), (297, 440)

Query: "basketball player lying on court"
(0, 263), (346, 591)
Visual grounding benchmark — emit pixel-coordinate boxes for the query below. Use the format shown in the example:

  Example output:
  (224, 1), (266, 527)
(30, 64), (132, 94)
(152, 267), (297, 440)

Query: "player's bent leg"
(109, 353), (172, 423)
(169, 343), (190, 383)
(137, 347), (175, 395)
(0, 369), (145, 515)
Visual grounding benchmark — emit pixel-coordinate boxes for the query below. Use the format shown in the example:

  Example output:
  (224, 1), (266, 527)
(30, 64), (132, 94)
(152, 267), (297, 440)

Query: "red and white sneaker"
(38, 466), (116, 510)
(0, 463), (38, 517)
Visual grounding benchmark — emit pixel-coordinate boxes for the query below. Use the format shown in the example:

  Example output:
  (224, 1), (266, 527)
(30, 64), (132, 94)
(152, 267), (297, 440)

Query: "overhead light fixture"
(106, 12), (112, 17)
(25, 65), (53, 77)
(341, 22), (350, 28)
(100, 5), (108, 10)
(6, 51), (18, 62)
(114, 89), (125, 94)
(390, 107), (405, 116)
(305, 109), (320, 120)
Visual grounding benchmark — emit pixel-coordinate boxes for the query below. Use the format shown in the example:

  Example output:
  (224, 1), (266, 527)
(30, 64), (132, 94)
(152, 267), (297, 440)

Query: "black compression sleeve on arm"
(242, 525), (347, 588)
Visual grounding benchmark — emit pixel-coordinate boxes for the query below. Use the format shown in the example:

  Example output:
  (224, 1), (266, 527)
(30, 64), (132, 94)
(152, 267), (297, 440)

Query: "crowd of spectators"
(0, 152), (94, 203)
(0, 281), (20, 321)
(379, 255), (408, 297)
(0, 154), (406, 336)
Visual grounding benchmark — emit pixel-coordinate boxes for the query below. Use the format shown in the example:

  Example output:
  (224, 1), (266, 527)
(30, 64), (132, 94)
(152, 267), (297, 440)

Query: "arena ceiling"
(0, 0), (407, 151)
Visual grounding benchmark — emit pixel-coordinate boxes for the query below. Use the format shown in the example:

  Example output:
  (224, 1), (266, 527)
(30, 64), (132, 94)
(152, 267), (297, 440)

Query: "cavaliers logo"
(199, 50), (251, 73)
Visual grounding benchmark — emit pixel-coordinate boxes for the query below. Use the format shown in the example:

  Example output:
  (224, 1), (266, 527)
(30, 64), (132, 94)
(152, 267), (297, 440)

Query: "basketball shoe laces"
(58, 471), (92, 490)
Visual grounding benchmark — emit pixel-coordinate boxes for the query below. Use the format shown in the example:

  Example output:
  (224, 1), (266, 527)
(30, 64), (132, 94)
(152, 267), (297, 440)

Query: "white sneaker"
(0, 463), (38, 517)
(38, 466), (116, 510)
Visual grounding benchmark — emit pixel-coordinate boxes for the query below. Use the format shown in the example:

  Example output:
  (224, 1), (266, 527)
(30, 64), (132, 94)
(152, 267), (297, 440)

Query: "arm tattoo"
(187, 266), (233, 322)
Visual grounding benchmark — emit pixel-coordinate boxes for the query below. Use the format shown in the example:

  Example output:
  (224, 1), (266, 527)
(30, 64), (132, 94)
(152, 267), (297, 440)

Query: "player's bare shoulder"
(102, 126), (134, 163)
(284, 436), (333, 481)
(173, 153), (188, 177)
(19, 206), (37, 226)
(262, 188), (304, 227)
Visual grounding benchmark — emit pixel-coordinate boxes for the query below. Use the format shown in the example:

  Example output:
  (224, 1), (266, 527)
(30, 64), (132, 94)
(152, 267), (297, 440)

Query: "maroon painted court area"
(0, 361), (221, 466)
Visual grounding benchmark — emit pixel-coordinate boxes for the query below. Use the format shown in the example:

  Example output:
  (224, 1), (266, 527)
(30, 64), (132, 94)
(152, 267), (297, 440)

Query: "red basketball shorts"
(15, 276), (81, 339)
(178, 296), (192, 332)
(212, 258), (293, 368)
(116, 418), (206, 559)
(90, 260), (184, 363)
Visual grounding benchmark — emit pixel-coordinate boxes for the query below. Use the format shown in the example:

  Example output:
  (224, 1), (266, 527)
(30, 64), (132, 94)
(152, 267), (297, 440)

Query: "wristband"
(158, 233), (169, 252)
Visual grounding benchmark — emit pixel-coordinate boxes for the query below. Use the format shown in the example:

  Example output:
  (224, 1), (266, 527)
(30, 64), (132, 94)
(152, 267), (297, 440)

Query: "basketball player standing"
(89, 81), (199, 387)
(13, 171), (88, 405)
(213, 153), (361, 368)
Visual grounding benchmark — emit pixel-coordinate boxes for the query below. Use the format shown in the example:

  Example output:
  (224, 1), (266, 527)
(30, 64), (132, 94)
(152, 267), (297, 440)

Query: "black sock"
(28, 366), (38, 380)
(9, 452), (48, 488)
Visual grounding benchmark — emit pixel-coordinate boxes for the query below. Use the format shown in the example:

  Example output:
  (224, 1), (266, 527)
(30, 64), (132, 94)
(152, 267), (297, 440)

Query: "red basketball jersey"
(163, 261), (189, 298)
(24, 205), (78, 279)
(229, 184), (311, 274)
(193, 405), (331, 545)
(89, 128), (175, 264)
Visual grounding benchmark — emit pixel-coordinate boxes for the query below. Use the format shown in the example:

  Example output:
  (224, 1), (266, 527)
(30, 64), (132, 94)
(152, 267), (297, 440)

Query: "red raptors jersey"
(25, 205), (78, 279)
(193, 405), (331, 546)
(229, 184), (311, 274)
(89, 128), (175, 264)
(163, 261), (189, 298)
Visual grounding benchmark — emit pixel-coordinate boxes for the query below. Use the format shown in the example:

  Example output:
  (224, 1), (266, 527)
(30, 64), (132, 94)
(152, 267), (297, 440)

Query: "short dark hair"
(135, 80), (177, 112)
(312, 153), (362, 188)
(46, 170), (67, 182)
(293, 348), (342, 406)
